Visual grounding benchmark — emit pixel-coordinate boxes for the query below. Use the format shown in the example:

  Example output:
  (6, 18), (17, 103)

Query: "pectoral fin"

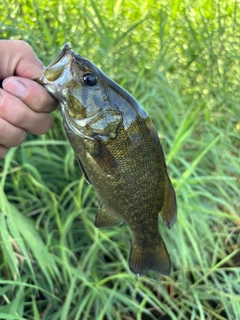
(76, 156), (92, 185)
(94, 203), (123, 228)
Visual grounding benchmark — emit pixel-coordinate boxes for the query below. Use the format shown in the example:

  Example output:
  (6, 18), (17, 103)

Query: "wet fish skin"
(38, 44), (177, 276)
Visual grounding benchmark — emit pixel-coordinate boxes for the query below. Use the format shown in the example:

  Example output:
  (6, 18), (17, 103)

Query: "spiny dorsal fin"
(94, 203), (123, 228)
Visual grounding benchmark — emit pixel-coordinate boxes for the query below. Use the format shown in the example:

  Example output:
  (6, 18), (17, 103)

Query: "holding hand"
(0, 40), (57, 158)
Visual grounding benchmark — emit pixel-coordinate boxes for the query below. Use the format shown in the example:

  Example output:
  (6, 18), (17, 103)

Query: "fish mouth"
(47, 43), (72, 69)
(39, 43), (73, 85)
(37, 43), (75, 101)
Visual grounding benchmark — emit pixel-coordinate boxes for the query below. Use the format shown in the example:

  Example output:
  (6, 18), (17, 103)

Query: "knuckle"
(16, 40), (32, 52)
(0, 90), (25, 126)
(0, 117), (27, 148)
(9, 106), (25, 128)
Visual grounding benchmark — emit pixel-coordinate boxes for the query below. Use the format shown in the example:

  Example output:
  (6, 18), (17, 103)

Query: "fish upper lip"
(40, 44), (73, 84)
(47, 43), (72, 69)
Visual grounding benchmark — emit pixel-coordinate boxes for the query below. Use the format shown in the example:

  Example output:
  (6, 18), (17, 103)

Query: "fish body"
(38, 44), (177, 276)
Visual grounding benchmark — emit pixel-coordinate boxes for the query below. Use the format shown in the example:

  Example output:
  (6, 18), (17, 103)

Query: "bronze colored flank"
(37, 44), (177, 276)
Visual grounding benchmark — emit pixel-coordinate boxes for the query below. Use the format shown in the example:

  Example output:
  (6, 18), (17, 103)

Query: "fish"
(37, 43), (177, 276)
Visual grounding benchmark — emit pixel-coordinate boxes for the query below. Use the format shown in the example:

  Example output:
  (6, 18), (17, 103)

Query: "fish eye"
(82, 72), (98, 86)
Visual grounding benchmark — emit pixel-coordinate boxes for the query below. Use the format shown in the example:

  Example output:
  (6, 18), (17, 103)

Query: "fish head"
(38, 43), (122, 140)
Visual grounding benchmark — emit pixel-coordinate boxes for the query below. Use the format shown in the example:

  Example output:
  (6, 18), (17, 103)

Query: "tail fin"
(128, 237), (171, 276)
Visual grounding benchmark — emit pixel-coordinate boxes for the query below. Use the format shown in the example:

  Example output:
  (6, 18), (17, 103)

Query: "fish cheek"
(67, 94), (87, 119)
(88, 107), (123, 140)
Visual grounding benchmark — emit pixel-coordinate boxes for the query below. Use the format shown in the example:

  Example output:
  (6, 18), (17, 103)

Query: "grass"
(0, 0), (240, 319)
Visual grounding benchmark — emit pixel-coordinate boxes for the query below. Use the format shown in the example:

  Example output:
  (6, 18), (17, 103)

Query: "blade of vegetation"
(0, 0), (239, 319)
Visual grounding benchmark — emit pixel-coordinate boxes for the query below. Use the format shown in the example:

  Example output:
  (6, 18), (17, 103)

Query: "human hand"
(0, 40), (58, 158)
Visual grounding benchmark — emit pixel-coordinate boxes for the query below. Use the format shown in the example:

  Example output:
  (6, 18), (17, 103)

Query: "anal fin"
(94, 203), (122, 228)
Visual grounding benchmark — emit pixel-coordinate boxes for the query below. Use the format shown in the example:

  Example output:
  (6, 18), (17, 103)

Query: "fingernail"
(3, 79), (27, 99)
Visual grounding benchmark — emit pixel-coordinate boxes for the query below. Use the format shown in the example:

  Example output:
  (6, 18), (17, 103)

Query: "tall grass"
(0, 0), (239, 319)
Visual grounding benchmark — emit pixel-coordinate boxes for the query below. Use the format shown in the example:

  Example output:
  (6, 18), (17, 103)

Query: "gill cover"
(39, 43), (123, 141)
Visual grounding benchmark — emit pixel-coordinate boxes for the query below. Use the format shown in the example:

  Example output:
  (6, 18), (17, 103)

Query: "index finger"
(0, 40), (43, 80)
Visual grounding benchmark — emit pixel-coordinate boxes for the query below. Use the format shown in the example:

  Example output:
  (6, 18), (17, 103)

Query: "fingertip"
(0, 145), (9, 159)
(37, 114), (53, 135)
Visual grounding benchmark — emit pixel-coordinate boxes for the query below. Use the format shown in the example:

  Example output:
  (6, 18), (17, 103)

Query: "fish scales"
(37, 43), (177, 276)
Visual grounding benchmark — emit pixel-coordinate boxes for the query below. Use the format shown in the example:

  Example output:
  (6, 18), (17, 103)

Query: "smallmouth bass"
(38, 44), (177, 276)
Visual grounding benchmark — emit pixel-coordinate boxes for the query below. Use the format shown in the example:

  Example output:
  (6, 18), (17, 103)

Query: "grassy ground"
(0, 0), (239, 319)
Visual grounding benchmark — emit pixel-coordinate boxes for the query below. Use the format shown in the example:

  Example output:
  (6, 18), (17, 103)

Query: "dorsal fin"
(160, 173), (177, 229)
